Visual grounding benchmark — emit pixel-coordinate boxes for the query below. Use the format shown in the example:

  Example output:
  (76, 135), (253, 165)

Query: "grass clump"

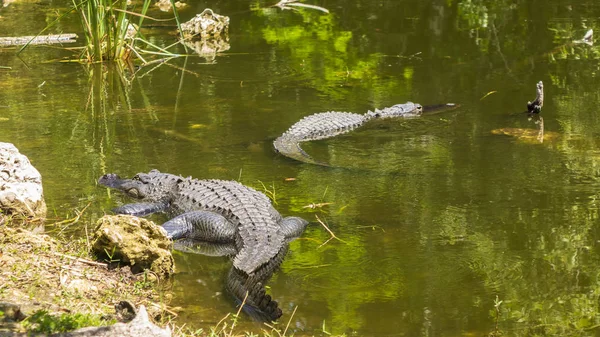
(73, 0), (138, 62)
(18, 0), (185, 64)
(72, 0), (153, 63)
(22, 310), (116, 334)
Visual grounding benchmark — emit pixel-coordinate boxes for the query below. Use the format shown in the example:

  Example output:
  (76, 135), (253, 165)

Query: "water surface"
(2, 0), (600, 335)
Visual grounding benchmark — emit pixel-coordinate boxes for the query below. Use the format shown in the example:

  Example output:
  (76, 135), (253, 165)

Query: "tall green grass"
(72, 0), (152, 62)
(16, 0), (185, 63)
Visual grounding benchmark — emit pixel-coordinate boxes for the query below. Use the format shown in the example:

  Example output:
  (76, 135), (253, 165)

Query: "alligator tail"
(226, 266), (283, 322)
(273, 136), (330, 167)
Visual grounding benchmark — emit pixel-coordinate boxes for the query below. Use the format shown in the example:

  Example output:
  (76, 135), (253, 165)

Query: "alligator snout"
(98, 173), (122, 187)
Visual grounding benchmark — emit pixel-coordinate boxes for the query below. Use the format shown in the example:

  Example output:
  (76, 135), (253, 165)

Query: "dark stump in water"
(527, 81), (544, 114)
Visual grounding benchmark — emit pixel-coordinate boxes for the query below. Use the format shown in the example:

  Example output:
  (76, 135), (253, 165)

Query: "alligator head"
(365, 101), (423, 119)
(98, 169), (181, 202)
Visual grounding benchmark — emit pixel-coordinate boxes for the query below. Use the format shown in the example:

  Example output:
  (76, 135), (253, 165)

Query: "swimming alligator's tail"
(273, 135), (330, 167)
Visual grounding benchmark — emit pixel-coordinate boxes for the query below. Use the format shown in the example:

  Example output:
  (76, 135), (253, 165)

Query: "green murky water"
(2, 0), (600, 335)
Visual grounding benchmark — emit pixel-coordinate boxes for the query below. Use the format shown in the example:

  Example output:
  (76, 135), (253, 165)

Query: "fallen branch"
(0, 33), (77, 47)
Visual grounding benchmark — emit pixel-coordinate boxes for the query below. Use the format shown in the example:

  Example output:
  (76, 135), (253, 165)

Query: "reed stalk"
(69, 0), (185, 64)
(71, 0), (138, 62)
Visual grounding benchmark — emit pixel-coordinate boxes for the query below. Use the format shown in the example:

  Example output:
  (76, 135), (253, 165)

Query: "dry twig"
(303, 202), (333, 209)
(356, 225), (386, 232)
(315, 215), (346, 248)
(50, 202), (92, 232)
(143, 300), (180, 317)
(230, 291), (249, 336)
(50, 251), (108, 268)
(282, 305), (298, 336)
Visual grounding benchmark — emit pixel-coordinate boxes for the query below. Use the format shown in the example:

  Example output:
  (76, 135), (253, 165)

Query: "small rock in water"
(180, 8), (230, 59)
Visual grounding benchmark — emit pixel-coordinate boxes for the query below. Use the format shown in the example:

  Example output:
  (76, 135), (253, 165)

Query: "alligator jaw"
(98, 173), (126, 189)
(98, 173), (145, 199)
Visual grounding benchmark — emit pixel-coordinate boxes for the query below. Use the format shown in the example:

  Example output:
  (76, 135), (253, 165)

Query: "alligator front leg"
(162, 210), (237, 242)
(112, 201), (170, 217)
(173, 239), (238, 256)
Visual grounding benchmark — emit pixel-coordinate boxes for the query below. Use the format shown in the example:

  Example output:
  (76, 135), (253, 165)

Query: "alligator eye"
(132, 175), (141, 181)
(127, 188), (140, 198)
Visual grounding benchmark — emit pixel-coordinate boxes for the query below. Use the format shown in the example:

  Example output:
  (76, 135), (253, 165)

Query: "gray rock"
(0, 302), (26, 322)
(0, 143), (46, 219)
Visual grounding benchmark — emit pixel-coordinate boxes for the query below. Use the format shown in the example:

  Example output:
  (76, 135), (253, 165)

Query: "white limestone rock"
(0, 142), (46, 219)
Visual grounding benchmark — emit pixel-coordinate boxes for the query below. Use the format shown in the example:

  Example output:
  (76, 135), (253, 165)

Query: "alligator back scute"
(172, 178), (286, 273)
(234, 215), (284, 273)
(283, 111), (366, 142)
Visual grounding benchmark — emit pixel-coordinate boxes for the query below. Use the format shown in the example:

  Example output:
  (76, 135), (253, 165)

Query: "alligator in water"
(273, 102), (456, 165)
(98, 170), (308, 274)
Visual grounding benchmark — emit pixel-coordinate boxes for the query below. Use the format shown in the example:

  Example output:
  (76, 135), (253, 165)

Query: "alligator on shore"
(273, 102), (456, 165)
(98, 170), (308, 275)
